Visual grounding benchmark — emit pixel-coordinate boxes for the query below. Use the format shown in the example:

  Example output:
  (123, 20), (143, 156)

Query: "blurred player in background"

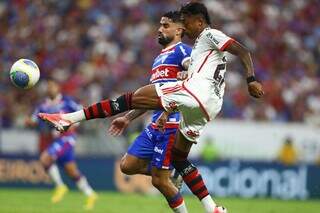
(39, 2), (264, 213)
(26, 78), (98, 210)
(108, 11), (191, 212)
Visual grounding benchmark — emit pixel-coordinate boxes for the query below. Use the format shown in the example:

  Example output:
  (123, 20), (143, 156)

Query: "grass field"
(0, 188), (319, 213)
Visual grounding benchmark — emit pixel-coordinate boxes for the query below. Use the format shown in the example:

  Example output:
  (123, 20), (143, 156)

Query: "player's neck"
(48, 93), (62, 102)
(199, 24), (210, 33)
(163, 39), (181, 50)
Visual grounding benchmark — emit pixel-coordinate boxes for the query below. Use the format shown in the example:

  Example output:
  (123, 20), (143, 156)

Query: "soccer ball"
(10, 59), (40, 89)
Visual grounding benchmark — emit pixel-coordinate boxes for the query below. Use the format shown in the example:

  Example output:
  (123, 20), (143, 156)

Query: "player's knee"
(171, 147), (188, 167)
(120, 158), (135, 175)
(39, 152), (51, 167)
(151, 176), (170, 190)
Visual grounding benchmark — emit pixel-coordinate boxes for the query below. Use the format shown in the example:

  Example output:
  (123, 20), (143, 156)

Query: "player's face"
(47, 80), (60, 99)
(181, 14), (201, 39)
(158, 17), (180, 46)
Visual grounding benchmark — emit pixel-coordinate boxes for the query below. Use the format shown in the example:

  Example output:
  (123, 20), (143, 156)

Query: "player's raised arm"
(108, 109), (147, 136)
(224, 40), (264, 98)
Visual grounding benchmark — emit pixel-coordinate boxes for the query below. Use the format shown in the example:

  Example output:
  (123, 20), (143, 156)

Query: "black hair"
(162, 10), (183, 23)
(180, 2), (211, 25)
(162, 10), (185, 38)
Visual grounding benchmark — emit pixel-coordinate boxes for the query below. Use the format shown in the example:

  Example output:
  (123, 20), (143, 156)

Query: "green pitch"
(0, 188), (319, 213)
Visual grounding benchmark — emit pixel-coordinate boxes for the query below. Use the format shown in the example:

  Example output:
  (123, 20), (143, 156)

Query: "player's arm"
(155, 111), (170, 132)
(25, 117), (37, 127)
(25, 108), (40, 127)
(182, 58), (190, 70)
(225, 41), (264, 98)
(177, 44), (192, 80)
(124, 109), (147, 122)
(108, 109), (147, 136)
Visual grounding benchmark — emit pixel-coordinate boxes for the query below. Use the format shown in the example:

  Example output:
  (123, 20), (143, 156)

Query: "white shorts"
(155, 82), (222, 142)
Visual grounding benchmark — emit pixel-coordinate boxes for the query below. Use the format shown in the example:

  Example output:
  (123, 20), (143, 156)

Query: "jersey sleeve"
(176, 43), (192, 69)
(206, 29), (234, 51)
(31, 106), (41, 123)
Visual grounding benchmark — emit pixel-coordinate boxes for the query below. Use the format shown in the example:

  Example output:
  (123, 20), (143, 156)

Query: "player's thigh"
(64, 161), (81, 178)
(157, 84), (204, 146)
(126, 127), (155, 165)
(39, 150), (55, 166)
(174, 130), (193, 153)
(120, 153), (149, 172)
(55, 137), (76, 170)
(132, 84), (160, 109)
(151, 128), (177, 170)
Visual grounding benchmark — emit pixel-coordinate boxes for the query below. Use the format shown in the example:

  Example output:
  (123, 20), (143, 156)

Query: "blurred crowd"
(0, 0), (319, 128)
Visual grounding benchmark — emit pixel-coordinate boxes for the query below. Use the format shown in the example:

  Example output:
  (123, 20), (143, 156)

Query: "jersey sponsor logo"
(154, 146), (164, 154)
(111, 101), (120, 111)
(206, 33), (219, 45)
(181, 164), (196, 176)
(151, 68), (170, 80)
(150, 66), (179, 82)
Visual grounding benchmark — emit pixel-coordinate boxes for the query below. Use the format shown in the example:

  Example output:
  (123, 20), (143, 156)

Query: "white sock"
(76, 176), (94, 196)
(48, 164), (64, 186)
(62, 110), (86, 123)
(201, 195), (216, 213)
(173, 201), (188, 213)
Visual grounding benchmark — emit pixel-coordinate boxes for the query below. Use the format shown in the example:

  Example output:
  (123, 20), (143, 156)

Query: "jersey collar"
(161, 42), (182, 53)
(197, 27), (211, 40)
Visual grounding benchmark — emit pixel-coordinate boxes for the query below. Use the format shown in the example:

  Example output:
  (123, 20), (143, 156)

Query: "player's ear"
(176, 24), (185, 37)
(176, 28), (183, 37)
(197, 16), (204, 27)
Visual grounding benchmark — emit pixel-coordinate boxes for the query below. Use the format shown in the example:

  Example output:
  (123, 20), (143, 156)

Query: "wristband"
(246, 76), (256, 84)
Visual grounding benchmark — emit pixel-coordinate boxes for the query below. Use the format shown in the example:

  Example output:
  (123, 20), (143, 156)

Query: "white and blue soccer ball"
(10, 59), (40, 89)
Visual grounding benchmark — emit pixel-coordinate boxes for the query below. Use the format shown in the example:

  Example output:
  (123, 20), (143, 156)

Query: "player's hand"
(108, 117), (130, 136)
(248, 81), (264, 98)
(177, 71), (188, 81)
(155, 112), (169, 132)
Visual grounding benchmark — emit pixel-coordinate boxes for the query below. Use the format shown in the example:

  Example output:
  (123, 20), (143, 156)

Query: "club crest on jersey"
(168, 101), (178, 112)
(186, 130), (200, 138)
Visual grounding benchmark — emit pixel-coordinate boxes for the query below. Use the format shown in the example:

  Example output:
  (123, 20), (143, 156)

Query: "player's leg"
(120, 153), (150, 175)
(40, 144), (68, 203)
(151, 168), (187, 213)
(38, 84), (161, 131)
(153, 84), (226, 213)
(58, 137), (98, 210)
(63, 161), (98, 210)
(120, 126), (156, 175)
(150, 128), (188, 212)
(172, 131), (226, 213)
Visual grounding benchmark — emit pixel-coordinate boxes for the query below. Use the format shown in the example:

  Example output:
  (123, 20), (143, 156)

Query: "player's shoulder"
(205, 28), (225, 35)
(175, 42), (191, 49)
(175, 42), (192, 55)
(176, 42), (191, 48)
(203, 28), (229, 45)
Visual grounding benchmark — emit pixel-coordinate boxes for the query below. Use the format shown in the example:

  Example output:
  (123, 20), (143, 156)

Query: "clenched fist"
(248, 81), (264, 98)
